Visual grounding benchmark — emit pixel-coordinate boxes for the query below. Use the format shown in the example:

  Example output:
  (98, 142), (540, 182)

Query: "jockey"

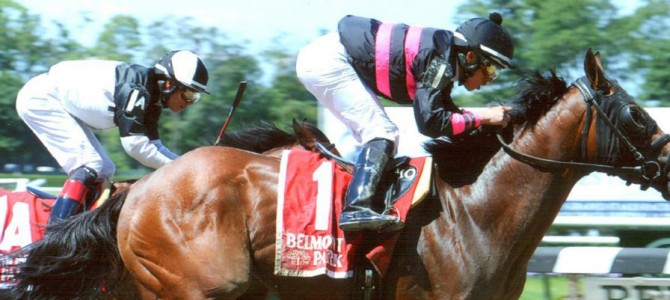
(296, 13), (514, 232)
(16, 50), (209, 224)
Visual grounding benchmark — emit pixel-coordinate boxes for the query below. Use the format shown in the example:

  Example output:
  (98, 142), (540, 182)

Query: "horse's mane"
(217, 121), (326, 153)
(507, 69), (569, 126)
(424, 70), (569, 186)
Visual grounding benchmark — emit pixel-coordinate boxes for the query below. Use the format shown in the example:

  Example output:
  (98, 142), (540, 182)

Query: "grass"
(521, 275), (581, 300)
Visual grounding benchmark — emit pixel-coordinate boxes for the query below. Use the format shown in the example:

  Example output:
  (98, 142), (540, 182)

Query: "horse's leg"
(117, 152), (255, 299)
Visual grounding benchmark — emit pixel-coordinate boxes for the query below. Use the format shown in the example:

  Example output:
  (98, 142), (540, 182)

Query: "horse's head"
(425, 49), (670, 199)
(578, 48), (670, 199)
(502, 48), (670, 199)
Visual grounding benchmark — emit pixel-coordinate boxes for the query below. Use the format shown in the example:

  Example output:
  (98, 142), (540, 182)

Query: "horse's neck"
(436, 98), (588, 264)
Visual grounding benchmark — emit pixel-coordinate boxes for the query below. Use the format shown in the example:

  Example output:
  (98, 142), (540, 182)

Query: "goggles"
(481, 59), (499, 80)
(180, 87), (202, 103)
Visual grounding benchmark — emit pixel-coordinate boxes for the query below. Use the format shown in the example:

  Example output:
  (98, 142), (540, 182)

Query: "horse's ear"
(584, 48), (611, 93)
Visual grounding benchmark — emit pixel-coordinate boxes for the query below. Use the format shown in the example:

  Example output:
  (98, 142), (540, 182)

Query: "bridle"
(496, 77), (670, 184)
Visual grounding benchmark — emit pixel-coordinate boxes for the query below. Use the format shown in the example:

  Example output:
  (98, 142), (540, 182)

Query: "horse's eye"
(619, 104), (647, 135)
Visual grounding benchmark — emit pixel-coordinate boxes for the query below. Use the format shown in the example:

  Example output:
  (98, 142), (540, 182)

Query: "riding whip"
(214, 81), (247, 146)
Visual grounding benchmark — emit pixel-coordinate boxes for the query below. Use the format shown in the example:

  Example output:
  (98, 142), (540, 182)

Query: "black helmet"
(454, 12), (514, 69)
(155, 50), (209, 93)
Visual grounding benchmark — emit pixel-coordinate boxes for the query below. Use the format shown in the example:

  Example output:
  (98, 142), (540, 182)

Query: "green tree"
(0, 0), (81, 170)
(0, 72), (53, 168)
(452, 0), (670, 106)
(616, 0), (670, 105)
(179, 49), (266, 150)
(3, 0), (668, 175)
(90, 15), (143, 61)
(261, 37), (318, 127)
(0, 0), (45, 76)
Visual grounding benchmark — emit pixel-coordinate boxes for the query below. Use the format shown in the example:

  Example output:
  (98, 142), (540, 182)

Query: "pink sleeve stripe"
(404, 26), (422, 100)
(450, 111), (481, 135)
(462, 109), (482, 127)
(451, 113), (466, 135)
(375, 23), (394, 98)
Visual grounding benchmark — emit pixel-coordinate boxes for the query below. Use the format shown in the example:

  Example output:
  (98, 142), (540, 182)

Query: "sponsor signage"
(584, 277), (670, 300)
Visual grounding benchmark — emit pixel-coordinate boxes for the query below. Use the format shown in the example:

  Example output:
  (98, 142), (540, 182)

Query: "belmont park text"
(284, 232), (345, 267)
(285, 233), (344, 252)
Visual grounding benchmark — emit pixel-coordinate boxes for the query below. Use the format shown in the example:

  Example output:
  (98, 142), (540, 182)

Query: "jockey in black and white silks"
(16, 50), (209, 223)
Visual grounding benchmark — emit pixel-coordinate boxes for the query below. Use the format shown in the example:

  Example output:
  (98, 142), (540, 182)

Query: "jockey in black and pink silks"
(296, 13), (515, 233)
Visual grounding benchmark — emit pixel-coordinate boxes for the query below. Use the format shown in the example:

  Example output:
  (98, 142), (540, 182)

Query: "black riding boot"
(339, 138), (401, 232)
(48, 166), (98, 224)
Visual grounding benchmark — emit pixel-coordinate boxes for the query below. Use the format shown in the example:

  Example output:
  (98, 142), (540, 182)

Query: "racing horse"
(11, 49), (670, 299)
(6, 119), (332, 299)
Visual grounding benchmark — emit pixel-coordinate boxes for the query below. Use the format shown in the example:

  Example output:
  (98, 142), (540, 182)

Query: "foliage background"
(0, 0), (668, 176)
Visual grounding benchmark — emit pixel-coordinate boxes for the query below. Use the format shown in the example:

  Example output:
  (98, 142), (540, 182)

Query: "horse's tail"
(10, 189), (130, 299)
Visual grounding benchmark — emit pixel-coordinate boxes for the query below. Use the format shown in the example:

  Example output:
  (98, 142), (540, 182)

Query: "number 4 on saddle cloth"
(0, 184), (112, 255)
(275, 148), (433, 278)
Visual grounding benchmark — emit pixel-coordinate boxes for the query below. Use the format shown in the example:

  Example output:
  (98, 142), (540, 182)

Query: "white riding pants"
(296, 32), (400, 152)
(16, 74), (115, 181)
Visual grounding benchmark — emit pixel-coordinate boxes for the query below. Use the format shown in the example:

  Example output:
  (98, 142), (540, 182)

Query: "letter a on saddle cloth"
(0, 189), (56, 287)
(275, 148), (432, 278)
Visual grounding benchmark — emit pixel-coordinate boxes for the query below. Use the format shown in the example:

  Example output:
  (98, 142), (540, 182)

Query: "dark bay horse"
(11, 49), (670, 299)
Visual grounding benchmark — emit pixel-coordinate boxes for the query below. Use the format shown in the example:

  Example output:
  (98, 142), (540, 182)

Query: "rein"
(496, 78), (669, 181)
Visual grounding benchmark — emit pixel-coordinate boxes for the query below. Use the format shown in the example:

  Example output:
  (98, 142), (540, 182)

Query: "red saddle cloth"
(0, 189), (53, 253)
(275, 149), (432, 278)
(0, 189), (55, 287)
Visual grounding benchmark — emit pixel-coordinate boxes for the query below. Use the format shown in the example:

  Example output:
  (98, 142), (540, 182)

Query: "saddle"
(315, 142), (432, 210)
(26, 186), (56, 200)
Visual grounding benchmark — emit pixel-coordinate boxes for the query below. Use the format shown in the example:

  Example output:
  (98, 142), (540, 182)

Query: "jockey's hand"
(479, 106), (511, 128)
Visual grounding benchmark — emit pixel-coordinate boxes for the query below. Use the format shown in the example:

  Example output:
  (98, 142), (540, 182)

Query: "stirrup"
(378, 207), (404, 233)
(339, 211), (399, 232)
(378, 217), (405, 233)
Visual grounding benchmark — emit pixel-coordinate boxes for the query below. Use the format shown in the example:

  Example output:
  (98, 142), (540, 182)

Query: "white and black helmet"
(155, 50), (209, 93)
(454, 12), (514, 69)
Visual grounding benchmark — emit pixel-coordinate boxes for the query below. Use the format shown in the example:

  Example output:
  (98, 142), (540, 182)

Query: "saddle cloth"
(0, 189), (55, 287)
(0, 189), (54, 253)
(275, 149), (432, 278)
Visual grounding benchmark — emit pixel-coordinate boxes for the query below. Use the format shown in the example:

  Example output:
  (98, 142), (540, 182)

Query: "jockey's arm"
(413, 86), (481, 138)
(115, 84), (178, 169)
